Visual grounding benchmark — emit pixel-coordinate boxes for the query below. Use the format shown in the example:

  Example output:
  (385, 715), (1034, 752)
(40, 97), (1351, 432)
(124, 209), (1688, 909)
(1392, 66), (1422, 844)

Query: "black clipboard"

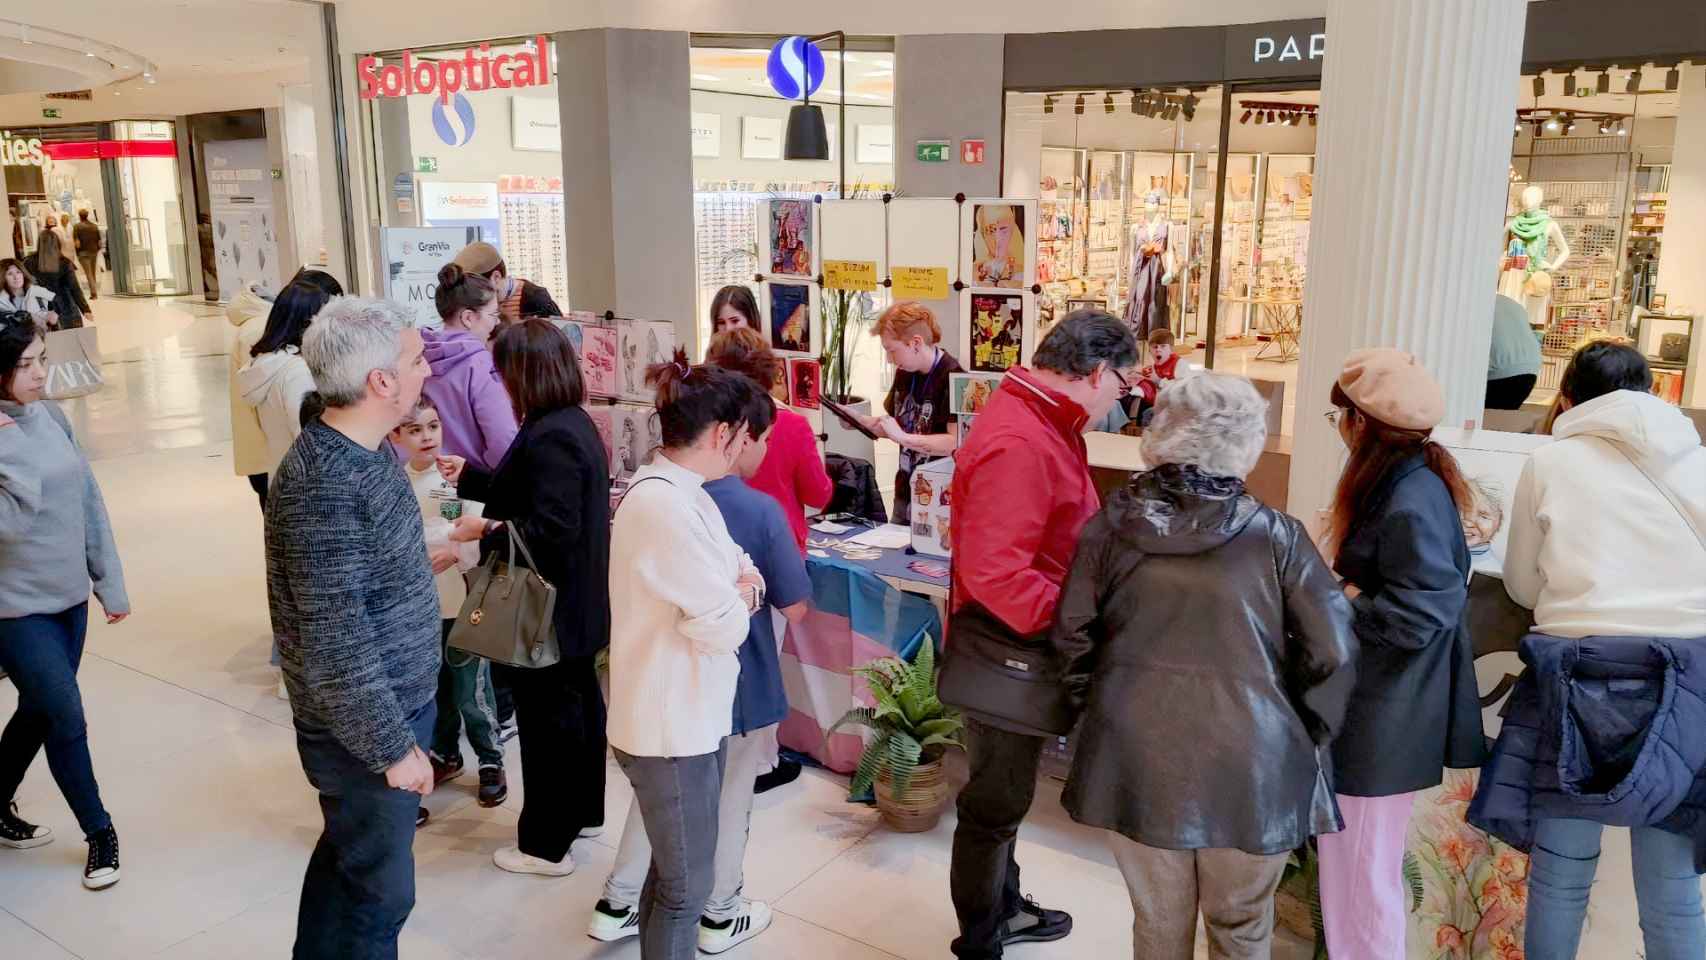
(820, 396), (881, 441)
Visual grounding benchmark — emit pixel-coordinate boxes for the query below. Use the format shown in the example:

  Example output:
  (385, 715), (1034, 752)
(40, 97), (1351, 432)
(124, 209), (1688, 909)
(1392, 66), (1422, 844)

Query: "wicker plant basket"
(873, 757), (951, 833)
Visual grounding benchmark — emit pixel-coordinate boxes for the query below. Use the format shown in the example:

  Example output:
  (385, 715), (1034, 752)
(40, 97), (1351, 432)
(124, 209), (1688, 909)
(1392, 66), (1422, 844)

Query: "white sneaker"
(699, 900), (774, 955)
(276, 674), (288, 701)
(492, 845), (574, 877)
(577, 825), (604, 839)
(587, 899), (641, 942)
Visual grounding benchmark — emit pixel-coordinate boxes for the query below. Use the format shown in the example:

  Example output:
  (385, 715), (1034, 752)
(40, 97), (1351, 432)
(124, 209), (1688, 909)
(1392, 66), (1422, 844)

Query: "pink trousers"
(1316, 792), (1416, 960)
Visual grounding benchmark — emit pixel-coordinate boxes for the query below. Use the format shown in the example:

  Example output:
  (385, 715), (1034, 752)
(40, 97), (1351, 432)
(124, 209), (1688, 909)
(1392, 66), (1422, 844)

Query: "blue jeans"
(292, 701), (434, 960)
(615, 744), (727, 960)
(1526, 818), (1705, 960)
(0, 603), (111, 837)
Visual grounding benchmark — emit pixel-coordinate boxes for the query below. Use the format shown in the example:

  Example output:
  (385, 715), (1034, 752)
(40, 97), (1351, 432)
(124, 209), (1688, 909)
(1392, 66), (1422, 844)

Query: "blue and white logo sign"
(766, 36), (825, 101)
(431, 92), (477, 147)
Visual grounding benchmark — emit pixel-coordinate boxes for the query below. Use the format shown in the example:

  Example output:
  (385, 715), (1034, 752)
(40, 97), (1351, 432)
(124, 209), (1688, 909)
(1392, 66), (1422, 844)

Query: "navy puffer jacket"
(1469, 632), (1706, 870)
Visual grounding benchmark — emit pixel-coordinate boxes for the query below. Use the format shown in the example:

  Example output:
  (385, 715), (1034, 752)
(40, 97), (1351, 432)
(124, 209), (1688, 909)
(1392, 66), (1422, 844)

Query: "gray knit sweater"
(265, 418), (441, 772)
(0, 399), (128, 619)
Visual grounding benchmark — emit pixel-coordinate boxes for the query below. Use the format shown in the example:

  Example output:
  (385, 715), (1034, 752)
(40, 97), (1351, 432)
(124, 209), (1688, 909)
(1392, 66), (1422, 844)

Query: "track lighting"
(1533, 120), (1545, 139)
(1627, 69), (1641, 94)
(1042, 95), (1054, 115)
(1666, 67), (1680, 91)
(1103, 92), (1114, 114)
(1308, 112), (1316, 127)
(1532, 75), (1546, 98)
(1564, 74), (1576, 96)
(1073, 93), (1085, 115)
(1254, 110), (1266, 125)
(1240, 109), (1252, 124)
(1598, 118), (1611, 134)
(1562, 114), (1576, 135)
(1597, 69), (1611, 94)
(1617, 119), (1628, 136)
(1544, 115), (1561, 132)
(1288, 112), (1301, 126)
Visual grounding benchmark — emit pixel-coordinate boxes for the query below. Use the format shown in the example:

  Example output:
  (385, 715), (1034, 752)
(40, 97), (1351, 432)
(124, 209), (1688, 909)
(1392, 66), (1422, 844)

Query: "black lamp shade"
(784, 103), (829, 160)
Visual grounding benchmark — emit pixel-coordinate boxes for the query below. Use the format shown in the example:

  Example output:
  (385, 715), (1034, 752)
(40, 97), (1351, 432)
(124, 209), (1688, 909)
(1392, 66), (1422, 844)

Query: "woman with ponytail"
(421, 263), (515, 472)
(1315, 348), (1484, 958)
(606, 349), (767, 959)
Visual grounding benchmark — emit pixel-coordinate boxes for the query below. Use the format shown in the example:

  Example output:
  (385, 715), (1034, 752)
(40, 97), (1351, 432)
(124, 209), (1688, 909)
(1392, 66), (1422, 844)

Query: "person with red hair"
(858, 301), (963, 523)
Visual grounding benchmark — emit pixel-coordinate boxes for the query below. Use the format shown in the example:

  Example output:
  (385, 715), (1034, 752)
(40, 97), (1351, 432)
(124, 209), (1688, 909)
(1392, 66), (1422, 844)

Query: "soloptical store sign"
(358, 37), (551, 105)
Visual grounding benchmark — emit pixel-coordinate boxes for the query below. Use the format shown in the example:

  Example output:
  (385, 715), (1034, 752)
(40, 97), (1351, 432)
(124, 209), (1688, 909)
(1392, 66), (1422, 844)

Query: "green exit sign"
(42, 108), (61, 119)
(416, 156), (438, 173)
(915, 140), (951, 163)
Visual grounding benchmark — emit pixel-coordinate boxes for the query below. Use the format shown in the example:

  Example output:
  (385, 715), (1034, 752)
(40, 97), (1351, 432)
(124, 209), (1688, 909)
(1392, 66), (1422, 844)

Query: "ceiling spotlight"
(1618, 119), (1628, 136)
(1042, 95), (1055, 114)
(1532, 75), (1546, 98)
(1073, 93), (1085, 115)
(1254, 110), (1266, 125)
(1563, 114), (1576, 135)
(84, 46), (96, 58)
(18, 26), (31, 44)
(1544, 115), (1561, 131)
(1564, 74), (1577, 96)
(1533, 120), (1546, 139)
(1666, 67), (1680, 91)
(1103, 92), (1114, 114)
(1598, 118), (1611, 134)
(1289, 111), (1301, 126)
(1181, 101), (1196, 121)
(1597, 70), (1611, 94)
(1240, 109), (1252, 124)
(1628, 69), (1641, 93)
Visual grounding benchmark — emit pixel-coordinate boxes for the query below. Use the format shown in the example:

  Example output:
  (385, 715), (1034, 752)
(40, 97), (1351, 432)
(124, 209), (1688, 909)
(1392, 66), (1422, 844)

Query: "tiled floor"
(0, 296), (1652, 959)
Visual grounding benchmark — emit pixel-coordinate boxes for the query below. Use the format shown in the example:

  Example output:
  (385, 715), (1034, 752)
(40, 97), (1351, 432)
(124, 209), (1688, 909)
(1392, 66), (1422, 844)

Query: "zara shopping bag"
(42, 326), (105, 400)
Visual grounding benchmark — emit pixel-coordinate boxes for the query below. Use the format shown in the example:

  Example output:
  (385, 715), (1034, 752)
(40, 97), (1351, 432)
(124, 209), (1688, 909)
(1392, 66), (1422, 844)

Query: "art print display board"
(553, 317), (586, 355)
(764, 281), (818, 356)
(909, 455), (954, 558)
(759, 199), (816, 279)
(961, 199), (1037, 290)
(818, 200), (886, 292)
(787, 358), (821, 410)
(949, 372), (1004, 416)
(960, 291), (1034, 373)
(608, 403), (662, 480)
(579, 325), (619, 399)
(585, 405), (615, 475)
(616, 319), (676, 402)
(888, 198), (959, 299)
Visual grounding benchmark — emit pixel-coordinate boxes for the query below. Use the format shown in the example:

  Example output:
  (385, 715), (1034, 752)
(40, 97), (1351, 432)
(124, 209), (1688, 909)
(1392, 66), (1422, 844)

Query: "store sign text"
(1253, 32), (1325, 65)
(0, 131), (45, 167)
(358, 37), (551, 105)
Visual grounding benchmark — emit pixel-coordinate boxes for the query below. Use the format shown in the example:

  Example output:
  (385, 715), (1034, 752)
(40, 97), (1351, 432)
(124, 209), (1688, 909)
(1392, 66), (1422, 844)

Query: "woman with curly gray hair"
(1048, 373), (1358, 960)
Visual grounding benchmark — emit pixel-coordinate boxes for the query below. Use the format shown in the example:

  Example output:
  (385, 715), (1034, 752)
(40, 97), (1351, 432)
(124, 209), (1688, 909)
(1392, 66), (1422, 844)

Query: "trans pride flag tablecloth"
(777, 551), (944, 773)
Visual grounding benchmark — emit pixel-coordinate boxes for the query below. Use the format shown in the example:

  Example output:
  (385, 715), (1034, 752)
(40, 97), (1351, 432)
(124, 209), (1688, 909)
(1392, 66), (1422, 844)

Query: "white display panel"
(817, 199), (887, 277)
(888, 198), (960, 284)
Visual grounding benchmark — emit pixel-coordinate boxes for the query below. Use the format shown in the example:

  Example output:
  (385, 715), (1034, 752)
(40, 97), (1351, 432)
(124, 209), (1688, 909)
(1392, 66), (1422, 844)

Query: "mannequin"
(1123, 190), (1179, 340)
(1500, 185), (1570, 328)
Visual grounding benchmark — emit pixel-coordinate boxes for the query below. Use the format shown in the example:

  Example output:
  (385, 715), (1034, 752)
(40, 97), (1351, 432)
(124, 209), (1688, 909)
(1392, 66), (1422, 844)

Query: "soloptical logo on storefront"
(432, 94), (477, 147)
(357, 36), (551, 105)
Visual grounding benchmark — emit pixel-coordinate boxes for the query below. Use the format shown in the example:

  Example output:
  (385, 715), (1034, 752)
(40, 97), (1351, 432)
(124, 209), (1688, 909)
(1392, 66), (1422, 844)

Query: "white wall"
(1656, 64), (1706, 404)
(689, 90), (894, 192)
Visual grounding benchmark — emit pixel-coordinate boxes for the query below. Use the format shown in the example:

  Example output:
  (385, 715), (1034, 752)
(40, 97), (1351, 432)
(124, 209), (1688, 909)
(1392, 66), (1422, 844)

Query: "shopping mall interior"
(2, 1), (1704, 958)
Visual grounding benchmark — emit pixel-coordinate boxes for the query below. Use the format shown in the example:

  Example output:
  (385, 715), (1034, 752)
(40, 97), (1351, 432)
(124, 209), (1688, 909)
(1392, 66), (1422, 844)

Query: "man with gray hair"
(940, 309), (1137, 959)
(263, 296), (441, 959)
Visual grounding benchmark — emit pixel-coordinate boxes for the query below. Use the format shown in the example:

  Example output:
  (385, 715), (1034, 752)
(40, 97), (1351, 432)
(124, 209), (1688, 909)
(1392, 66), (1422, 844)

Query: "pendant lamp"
(784, 102), (829, 160)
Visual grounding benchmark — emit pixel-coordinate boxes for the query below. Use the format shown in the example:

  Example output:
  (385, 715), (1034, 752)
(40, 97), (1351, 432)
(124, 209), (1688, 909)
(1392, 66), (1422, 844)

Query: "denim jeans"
(1526, 818), (1705, 960)
(0, 603), (111, 837)
(950, 719), (1045, 959)
(292, 701), (435, 960)
(430, 622), (503, 769)
(605, 727), (770, 920)
(614, 744), (727, 960)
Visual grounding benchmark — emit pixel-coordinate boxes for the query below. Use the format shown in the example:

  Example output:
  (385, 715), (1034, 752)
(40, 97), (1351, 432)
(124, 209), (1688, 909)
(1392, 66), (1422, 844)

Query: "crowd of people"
(0, 243), (1702, 960)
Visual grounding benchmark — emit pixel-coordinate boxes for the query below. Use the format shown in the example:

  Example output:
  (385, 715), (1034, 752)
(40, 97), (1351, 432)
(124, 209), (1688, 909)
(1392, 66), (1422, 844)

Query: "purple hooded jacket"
(421, 327), (518, 472)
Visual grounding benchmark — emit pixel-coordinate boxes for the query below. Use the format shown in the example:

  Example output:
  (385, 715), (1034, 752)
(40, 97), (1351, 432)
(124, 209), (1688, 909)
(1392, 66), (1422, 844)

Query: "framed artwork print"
(764, 281), (819, 356)
(764, 199), (815, 278)
(960, 290), (1033, 373)
(960, 198), (1037, 290)
(949, 372), (1005, 415)
(787, 358), (822, 410)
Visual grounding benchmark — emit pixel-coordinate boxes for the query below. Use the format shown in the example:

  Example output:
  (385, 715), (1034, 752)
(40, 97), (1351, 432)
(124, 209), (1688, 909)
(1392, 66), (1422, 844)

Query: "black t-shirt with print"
(882, 350), (962, 522)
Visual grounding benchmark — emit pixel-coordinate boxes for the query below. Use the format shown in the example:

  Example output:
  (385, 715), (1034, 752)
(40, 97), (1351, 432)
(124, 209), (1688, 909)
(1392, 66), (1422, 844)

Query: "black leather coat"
(1050, 465), (1358, 855)
(1331, 455), (1486, 797)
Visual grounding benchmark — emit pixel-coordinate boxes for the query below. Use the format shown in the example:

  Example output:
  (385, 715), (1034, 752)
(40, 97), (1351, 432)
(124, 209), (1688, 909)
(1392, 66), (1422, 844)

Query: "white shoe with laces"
(492, 845), (574, 877)
(698, 899), (774, 954)
(587, 899), (640, 942)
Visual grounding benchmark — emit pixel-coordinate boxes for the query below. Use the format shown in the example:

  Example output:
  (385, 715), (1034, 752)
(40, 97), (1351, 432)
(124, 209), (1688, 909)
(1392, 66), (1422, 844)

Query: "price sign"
(824, 259), (878, 292)
(891, 266), (949, 300)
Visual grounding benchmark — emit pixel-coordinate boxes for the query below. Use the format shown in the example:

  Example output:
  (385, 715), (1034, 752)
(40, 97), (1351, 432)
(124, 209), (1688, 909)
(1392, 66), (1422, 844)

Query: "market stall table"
(777, 523), (946, 773)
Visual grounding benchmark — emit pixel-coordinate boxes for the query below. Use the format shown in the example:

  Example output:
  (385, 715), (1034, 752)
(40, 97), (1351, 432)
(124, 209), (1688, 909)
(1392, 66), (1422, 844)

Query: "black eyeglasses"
(1110, 367), (1134, 397)
(1324, 408), (1343, 428)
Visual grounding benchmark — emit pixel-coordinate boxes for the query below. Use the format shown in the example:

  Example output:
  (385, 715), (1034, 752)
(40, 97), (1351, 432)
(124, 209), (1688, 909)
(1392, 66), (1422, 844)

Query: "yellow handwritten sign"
(891, 265), (949, 300)
(823, 259), (878, 292)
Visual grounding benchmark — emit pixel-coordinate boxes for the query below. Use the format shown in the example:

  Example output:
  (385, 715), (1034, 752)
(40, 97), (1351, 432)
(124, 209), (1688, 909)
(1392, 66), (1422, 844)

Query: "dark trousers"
(248, 473), (269, 510)
(430, 622), (503, 768)
(950, 719), (1045, 959)
(292, 701), (434, 960)
(0, 603), (110, 837)
(77, 254), (99, 298)
(615, 744), (727, 960)
(1486, 373), (1538, 410)
(498, 655), (605, 862)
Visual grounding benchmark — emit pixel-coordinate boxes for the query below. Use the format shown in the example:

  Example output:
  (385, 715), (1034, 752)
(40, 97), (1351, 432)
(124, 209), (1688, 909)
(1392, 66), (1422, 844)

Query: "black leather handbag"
(938, 602), (1077, 737)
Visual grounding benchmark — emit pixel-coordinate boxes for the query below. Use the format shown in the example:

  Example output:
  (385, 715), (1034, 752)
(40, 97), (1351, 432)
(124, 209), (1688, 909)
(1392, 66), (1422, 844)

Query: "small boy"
(390, 399), (508, 807)
(1132, 328), (1197, 425)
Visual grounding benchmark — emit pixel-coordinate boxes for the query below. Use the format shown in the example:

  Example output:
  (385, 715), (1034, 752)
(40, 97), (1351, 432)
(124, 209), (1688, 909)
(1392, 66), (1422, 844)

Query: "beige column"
(1288, 0), (1528, 520)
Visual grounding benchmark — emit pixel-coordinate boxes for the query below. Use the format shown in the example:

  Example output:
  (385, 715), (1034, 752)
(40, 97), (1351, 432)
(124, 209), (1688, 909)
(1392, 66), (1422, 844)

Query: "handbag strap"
(1603, 437), (1706, 556)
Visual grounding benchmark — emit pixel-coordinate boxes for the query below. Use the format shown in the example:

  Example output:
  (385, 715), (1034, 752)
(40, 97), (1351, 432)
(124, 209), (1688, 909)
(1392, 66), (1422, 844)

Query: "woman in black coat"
(1051, 374), (1357, 960)
(1317, 349), (1484, 959)
(443, 318), (611, 877)
(22, 232), (89, 328)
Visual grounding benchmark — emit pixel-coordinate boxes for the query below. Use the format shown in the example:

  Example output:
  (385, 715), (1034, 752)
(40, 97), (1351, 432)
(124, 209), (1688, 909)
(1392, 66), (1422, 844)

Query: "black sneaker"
(416, 807), (429, 829)
(477, 766), (508, 807)
(430, 752), (464, 785)
(498, 718), (519, 743)
(83, 826), (119, 890)
(754, 759), (803, 795)
(0, 802), (52, 849)
(1000, 896), (1071, 946)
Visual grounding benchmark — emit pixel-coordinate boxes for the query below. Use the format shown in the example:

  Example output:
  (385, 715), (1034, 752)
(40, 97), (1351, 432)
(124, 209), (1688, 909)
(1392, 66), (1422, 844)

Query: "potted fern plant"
(829, 641), (964, 832)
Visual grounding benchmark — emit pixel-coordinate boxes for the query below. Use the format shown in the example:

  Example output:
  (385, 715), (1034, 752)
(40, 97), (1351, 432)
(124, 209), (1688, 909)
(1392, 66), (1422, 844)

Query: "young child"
(390, 399), (508, 808)
(1132, 328), (1197, 425)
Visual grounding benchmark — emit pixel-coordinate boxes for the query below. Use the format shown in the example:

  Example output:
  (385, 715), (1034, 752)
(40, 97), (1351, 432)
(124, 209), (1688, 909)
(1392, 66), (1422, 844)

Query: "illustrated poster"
(768, 199), (814, 277)
(580, 325), (619, 399)
(585, 405), (615, 475)
(787, 358), (821, 410)
(963, 200), (1034, 290)
(949, 372), (1004, 415)
(617, 319), (677, 402)
(610, 404), (662, 480)
(964, 292), (1027, 373)
(767, 282), (816, 356)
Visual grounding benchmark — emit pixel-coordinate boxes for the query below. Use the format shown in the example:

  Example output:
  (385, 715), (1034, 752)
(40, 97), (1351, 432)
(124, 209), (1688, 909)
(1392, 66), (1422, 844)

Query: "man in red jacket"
(945, 311), (1137, 958)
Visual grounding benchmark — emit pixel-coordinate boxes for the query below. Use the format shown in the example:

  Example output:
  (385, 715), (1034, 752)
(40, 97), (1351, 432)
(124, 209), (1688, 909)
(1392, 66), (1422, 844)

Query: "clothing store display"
(1122, 219), (1170, 340)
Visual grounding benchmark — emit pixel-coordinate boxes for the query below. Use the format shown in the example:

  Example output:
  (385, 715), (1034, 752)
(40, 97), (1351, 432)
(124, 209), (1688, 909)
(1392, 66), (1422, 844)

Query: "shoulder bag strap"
(1603, 438), (1706, 555)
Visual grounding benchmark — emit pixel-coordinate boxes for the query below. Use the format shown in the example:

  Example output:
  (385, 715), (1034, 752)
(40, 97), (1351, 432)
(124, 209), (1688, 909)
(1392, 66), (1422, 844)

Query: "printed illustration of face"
(982, 213), (1016, 256)
(1461, 483), (1503, 550)
(391, 406), (444, 465)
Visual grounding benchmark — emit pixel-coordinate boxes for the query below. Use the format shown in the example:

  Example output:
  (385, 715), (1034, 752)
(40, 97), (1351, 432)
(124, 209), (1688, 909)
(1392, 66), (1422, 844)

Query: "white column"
(1655, 64), (1706, 406)
(1288, 0), (1527, 522)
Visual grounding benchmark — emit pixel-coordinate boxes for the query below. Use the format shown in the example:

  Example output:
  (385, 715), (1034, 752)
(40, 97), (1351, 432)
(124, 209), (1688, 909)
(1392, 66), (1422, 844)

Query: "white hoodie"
(237, 347), (316, 476)
(1505, 389), (1706, 638)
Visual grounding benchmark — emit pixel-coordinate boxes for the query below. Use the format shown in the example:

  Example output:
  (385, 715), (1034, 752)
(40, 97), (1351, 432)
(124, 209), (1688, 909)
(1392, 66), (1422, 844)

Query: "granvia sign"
(358, 37), (551, 105)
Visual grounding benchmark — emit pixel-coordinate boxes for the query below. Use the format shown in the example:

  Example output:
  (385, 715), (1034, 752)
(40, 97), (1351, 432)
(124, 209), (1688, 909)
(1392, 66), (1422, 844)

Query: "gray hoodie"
(0, 399), (128, 619)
